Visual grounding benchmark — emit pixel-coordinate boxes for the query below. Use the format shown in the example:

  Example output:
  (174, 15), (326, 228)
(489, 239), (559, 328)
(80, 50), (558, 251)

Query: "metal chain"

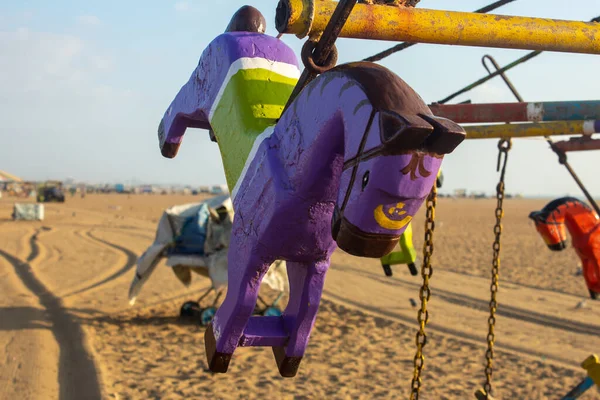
(410, 184), (437, 400)
(483, 139), (511, 399)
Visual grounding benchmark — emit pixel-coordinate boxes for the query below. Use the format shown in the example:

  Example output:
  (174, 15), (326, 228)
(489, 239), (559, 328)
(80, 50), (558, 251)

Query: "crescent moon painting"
(374, 202), (413, 230)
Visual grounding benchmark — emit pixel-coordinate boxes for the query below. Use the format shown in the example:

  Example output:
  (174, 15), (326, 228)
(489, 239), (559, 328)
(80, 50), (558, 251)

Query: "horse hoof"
(407, 263), (418, 276)
(272, 346), (303, 378)
(204, 323), (232, 373)
(382, 264), (393, 277)
(200, 307), (218, 326)
(180, 301), (200, 318)
(262, 306), (282, 317)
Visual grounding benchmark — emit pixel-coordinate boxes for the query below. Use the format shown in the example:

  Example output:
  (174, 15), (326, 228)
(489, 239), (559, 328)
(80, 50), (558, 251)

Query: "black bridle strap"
(339, 109), (377, 214)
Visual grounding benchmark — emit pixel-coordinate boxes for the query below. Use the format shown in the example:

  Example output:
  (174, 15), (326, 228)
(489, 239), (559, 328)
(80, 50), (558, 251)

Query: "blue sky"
(1, 0), (600, 196)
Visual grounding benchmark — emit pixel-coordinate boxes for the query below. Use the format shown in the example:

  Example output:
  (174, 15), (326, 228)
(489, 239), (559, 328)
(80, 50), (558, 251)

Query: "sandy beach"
(1, 194), (599, 399)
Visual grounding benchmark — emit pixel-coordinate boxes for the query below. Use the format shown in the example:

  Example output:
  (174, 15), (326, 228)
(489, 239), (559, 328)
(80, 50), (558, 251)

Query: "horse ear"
(208, 208), (221, 224)
(215, 206), (229, 222)
(528, 211), (537, 220)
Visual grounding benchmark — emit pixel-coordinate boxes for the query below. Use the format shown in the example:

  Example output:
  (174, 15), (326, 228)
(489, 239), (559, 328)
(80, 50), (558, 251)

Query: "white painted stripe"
(230, 126), (275, 202)
(526, 102), (544, 122)
(208, 57), (300, 121)
(583, 120), (597, 135)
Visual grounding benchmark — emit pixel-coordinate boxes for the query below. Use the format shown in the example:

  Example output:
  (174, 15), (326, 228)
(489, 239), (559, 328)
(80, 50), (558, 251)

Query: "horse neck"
(210, 69), (299, 190)
(560, 202), (599, 237)
(207, 34), (300, 191)
(274, 73), (375, 198)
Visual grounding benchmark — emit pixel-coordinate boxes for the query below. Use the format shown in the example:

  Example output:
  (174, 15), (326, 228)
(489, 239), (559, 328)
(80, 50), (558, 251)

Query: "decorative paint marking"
(230, 126), (275, 202)
(526, 102), (544, 122)
(208, 57), (301, 121)
(401, 153), (433, 180)
(374, 202), (413, 230)
(583, 120), (598, 136)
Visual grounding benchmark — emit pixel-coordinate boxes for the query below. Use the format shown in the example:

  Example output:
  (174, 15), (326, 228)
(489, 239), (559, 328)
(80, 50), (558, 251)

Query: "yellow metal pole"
(276, 0), (600, 54)
(464, 121), (599, 139)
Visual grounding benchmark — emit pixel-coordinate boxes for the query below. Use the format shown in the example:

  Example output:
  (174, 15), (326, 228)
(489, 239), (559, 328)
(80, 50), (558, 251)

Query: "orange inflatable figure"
(529, 197), (600, 299)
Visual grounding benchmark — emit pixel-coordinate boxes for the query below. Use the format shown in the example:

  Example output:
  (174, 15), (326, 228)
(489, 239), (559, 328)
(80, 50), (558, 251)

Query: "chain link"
(482, 139), (511, 399)
(410, 185), (437, 400)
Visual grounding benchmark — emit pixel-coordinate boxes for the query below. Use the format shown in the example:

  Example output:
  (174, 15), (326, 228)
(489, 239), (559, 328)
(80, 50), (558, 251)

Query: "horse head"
(329, 63), (465, 258)
(204, 205), (234, 255)
(528, 210), (568, 251)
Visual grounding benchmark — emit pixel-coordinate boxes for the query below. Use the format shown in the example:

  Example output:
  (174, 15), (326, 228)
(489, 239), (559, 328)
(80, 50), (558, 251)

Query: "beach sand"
(1, 194), (599, 399)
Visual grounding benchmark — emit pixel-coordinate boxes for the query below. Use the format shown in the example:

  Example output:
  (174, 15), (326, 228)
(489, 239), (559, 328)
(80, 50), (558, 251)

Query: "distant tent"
(0, 170), (23, 182)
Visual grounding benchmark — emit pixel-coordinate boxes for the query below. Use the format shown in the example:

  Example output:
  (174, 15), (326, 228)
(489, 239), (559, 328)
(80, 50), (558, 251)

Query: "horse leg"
(204, 249), (271, 373)
(582, 259), (600, 299)
(272, 260), (328, 377)
(380, 223), (418, 276)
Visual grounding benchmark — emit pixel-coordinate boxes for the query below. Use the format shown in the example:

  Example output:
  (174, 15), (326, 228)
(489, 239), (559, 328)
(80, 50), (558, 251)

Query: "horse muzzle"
(548, 240), (567, 251)
(331, 210), (399, 258)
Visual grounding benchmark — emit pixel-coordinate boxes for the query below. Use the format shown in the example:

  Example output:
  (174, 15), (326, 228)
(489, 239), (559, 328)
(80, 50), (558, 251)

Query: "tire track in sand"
(0, 229), (102, 400)
(326, 262), (599, 370)
(332, 262), (600, 336)
(61, 230), (137, 299)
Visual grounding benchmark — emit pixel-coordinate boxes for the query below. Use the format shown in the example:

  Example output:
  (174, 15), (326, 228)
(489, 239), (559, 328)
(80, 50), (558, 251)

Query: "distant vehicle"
(37, 181), (65, 203)
(115, 184), (126, 193)
(210, 185), (228, 194)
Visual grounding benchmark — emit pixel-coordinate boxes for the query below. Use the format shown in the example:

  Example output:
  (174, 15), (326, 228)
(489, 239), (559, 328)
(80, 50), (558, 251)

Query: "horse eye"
(362, 171), (370, 190)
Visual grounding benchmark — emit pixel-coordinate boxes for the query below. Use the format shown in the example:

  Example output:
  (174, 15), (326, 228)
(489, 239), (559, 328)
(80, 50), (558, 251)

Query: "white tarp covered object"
(12, 203), (44, 221)
(128, 195), (287, 305)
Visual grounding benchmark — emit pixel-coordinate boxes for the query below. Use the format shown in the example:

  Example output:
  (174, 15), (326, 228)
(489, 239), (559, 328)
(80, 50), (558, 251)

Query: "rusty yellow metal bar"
(465, 120), (600, 139)
(275, 0), (600, 54)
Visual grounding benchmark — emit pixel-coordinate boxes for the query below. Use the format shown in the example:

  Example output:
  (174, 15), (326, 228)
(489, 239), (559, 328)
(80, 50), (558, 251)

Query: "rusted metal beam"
(465, 120), (600, 139)
(429, 101), (600, 124)
(276, 0), (600, 54)
(362, 0), (518, 62)
(552, 138), (600, 152)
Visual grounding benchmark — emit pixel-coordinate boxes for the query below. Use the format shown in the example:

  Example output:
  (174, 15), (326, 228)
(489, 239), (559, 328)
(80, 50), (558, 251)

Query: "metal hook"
(481, 54), (524, 102)
(496, 139), (511, 172)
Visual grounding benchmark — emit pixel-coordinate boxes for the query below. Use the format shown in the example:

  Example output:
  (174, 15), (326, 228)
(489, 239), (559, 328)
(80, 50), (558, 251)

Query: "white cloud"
(0, 29), (83, 93)
(0, 27), (147, 183)
(89, 54), (115, 71)
(468, 81), (517, 104)
(76, 15), (101, 26)
(174, 2), (190, 12)
(0, 28), (134, 139)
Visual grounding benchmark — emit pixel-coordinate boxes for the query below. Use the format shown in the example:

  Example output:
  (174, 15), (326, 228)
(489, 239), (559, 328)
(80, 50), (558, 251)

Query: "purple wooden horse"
(159, 6), (466, 377)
